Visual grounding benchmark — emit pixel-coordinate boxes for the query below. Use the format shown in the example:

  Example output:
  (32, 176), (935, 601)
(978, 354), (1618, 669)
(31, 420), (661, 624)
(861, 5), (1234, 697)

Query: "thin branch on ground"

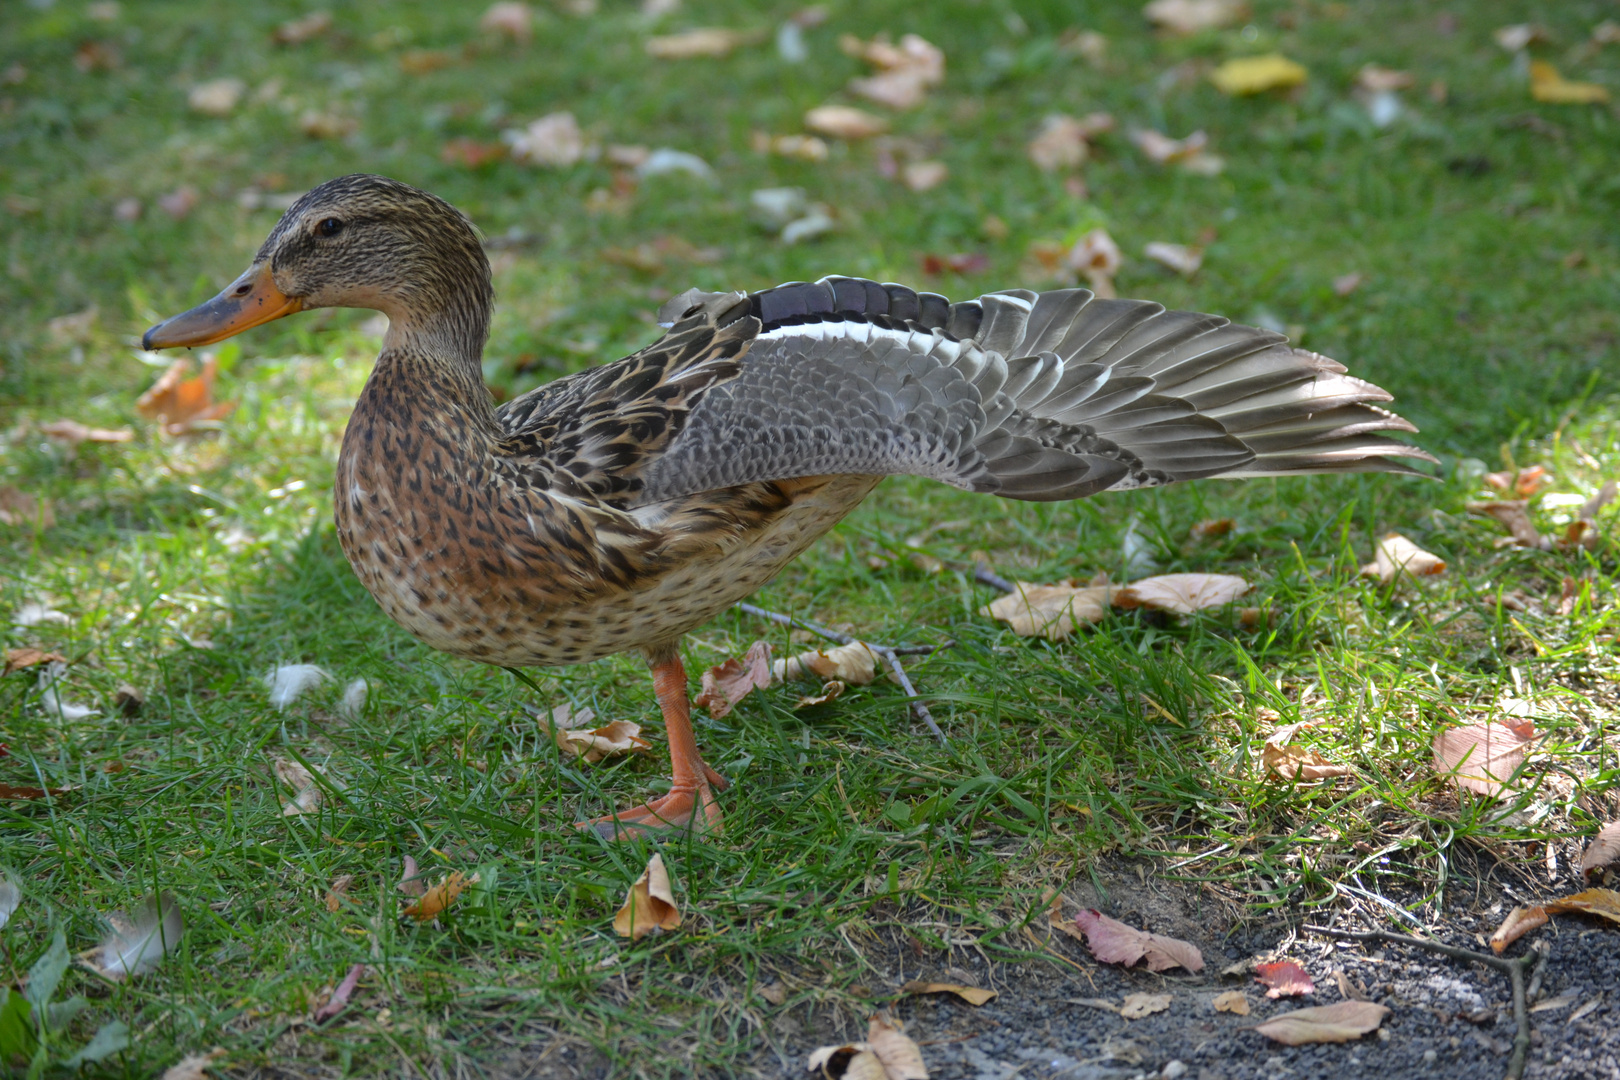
(1306, 925), (1542, 1080)
(734, 601), (948, 743)
(972, 563), (1016, 593)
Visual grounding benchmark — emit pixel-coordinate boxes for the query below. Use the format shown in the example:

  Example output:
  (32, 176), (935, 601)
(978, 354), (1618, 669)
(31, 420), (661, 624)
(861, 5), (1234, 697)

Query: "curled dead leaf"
(1489, 904), (1549, 953)
(324, 874), (353, 912)
(1072, 909), (1204, 972)
(397, 855), (427, 899)
(795, 680), (845, 709)
(1026, 114), (1111, 171)
(1433, 722), (1533, 798)
(614, 853), (681, 940)
(1262, 740), (1352, 782)
(1359, 533), (1445, 583)
(1114, 572), (1249, 614)
(135, 355), (236, 436)
(402, 870), (477, 922)
(899, 980), (996, 1006)
(773, 640), (875, 686)
(1468, 500), (1544, 549)
(1579, 821), (1620, 884)
(504, 112), (590, 167)
(981, 581), (1112, 641)
(1250, 1000), (1390, 1045)
(695, 641), (772, 718)
(1543, 887), (1620, 926)
(274, 11), (332, 45)
(546, 705), (650, 763)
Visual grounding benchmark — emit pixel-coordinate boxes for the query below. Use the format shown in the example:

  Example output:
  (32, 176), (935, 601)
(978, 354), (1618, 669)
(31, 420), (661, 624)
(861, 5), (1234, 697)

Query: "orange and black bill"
(142, 263), (302, 350)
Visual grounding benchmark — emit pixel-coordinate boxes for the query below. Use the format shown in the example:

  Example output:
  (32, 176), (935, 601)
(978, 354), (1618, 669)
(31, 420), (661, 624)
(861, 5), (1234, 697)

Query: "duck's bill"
(142, 264), (303, 350)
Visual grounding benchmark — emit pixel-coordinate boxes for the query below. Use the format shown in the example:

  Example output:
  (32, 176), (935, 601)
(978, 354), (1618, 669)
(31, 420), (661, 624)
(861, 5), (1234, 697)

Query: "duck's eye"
(317, 217), (344, 237)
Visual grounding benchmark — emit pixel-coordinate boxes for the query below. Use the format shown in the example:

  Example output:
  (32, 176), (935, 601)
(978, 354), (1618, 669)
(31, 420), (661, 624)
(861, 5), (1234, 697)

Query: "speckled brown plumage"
(144, 173), (1433, 839)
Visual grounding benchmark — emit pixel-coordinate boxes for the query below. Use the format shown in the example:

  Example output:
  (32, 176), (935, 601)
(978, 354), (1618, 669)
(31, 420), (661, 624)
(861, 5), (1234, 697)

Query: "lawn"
(2, 0), (1618, 1076)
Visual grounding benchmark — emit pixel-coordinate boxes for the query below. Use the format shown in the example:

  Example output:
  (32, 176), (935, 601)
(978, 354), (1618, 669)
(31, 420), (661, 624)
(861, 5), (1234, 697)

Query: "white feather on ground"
(93, 892), (183, 980)
(0, 874), (20, 931)
(36, 661), (100, 721)
(264, 664), (330, 709)
(338, 678), (368, 720)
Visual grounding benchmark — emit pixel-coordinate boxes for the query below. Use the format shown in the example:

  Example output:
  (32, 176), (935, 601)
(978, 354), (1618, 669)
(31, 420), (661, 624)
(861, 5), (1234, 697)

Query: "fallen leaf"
(1579, 822), (1620, 884)
(0, 783), (77, 799)
(1188, 518), (1233, 542)
(1468, 500), (1544, 548)
(867, 1012), (929, 1079)
(981, 581), (1112, 641)
(1251, 1000), (1390, 1045)
(273, 11), (332, 44)
(920, 252), (989, 276)
(1356, 65), (1414, 92)
(0, 874), (20, 931)
(158, 185), (199, 220)
(1144, 0), (1248, 34)
(4, 648), (67, 675)
(1211, 54), (1308, 96)
(440, 138), (507, 168)
(1433, 722), (1533, 798)
(402, 870), (477, 922)
(338, 678), (367, 721)
(1072, 909), (1204, 973)
(38, 419), (134, 444)
(159, 1048), (226, 1080)
(298, 110), (358, 139)
(399, 49), (456, 75)
(695, 641), (772, 718)
(479, 2), (533, 43)
(900, 980), (997, 1006)
(88, 892), (183, 980)
(313, 962), (365, 1023)
(758, 981), (787, 1005)
(263, 664), (330, 710)
(1114, 573), (1250, 614)
(1494, 24), (1549, 52)
(614, 853), (680, 940)
(752, 132), (829, 162)
(135, 355), (236, 435)
(1066, 228), (1122, 297)
(1058, 28), (1108, 63)
(548, 706), (650, 763)
(1128, 128), (1221, 174)
(1530, 61), (1611, 103)
(839, 33), (944, 110)
(1262, 741), (1353, 782)
(805, 105), (888, 139)
(1359, 533), (1445, 583)
(1484, 465), (1548, 497)
(902, 161), (948, 192)
(772, 640), (876, 686)
(1595, 21), (1620, 45)
(1543, 887), (1620, 927)
(271, 756), (340, 816)
(1120, 992), (1172, 1020)
(1026, 114), (1093, 171)
(1579, 480), (1617, 521)
(1489, 904), (1549, 953)
(1143, 241), (1202, 277)
(504, 112), (590, 167)
(645, 28), (764, 59)
(1332, 271), (1364, 296)
(324, 874), (353, 912)
(0, 488), (54, 529)
(188, 78), (245, 116)
(1255, 960), (1315, 998)
(73, 40), (121, 72)
(397, 856), (427, 899)
(1212, 990), (1250, 1015)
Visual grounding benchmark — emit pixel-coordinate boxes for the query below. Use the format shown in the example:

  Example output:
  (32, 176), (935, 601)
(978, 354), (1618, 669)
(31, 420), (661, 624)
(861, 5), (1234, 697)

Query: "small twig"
(1306, 925), (1539, 1080)
(735, 602), (947, 744)
(973, 563), (1016, 594)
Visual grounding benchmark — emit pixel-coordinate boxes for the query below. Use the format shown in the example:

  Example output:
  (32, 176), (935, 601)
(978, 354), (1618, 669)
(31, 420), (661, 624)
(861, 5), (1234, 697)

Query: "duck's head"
(143, 174), (493, 358)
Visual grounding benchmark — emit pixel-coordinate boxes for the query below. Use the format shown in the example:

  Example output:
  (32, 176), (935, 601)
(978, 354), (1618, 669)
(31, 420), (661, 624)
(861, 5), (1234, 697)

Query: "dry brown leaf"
(645, 28), (764, 59)
(981, 581), (1111, 641)
(900, 980), (997, 1006)
(1356, 65), (1415, 92)
(479, 2), (532, 43)
(1027, 114), (1090, 171)
(1072, 909), (1204, 972)
(0, 487), (54, 529)
(614, 853), (681, 940)
(188, 78), (244, 116)
(1495, 24), (1549, 52)
(1189, 518), (1233, 542)
(159, 1048), (226, 1080)
(1359, 533), (1445, 583)
(1250, 1000), (1390, 1045)
(1114, 573), (1249, 614)
(1120, 992), (1172, 1020)
(1489, 904), (1549, 953)
(1530, 61), (1610, 104)
(758, 982), (787, 1006)
(1433, 722), (1533, 798)
(1143, 241), (1203, 277)
(38, 419), (133, 444)
(402, 870), (477, 922)
(1484, 465), (1548, 497)
(773, 639), (876, 686)
(0, 783), (77, 799)
(399, 49), (455, 75)
(1128, 128), (1221, 174)
(1212, 990), (1250, 1015)
(324, 874), (353, 912)
(4, 648), (67, 675)
(866, 1013), (928, 1079)
(1332, 271), (1365, 297)
(1068, 228), (1122, 295)
(1262, 741), (1353, 782)
(795, 680), (846, 709)
(840, 33), (944, 110)
(1579, 822), (1620, 884)
(1211, 54), (1308, 95)
(1144, 0), (1247, 34)
(753, 132), (829, 162)
(1544, 887), (1620, 926)
(805, 105), (888, 139)
(298, 110), (358, 139)
(695, 641), (772, 718)
(1255, 959), (1315, 998)
(274, 11), (332, 44)
(271, 756), (323, 816)
(440, 138), (507, 169)
(505, 112), (589, 167)
(135, 355), (236, 435)
(546, 704), (650, 763)
(1468, 500), (1544, 548)
(901, 161), (948, 192)
(397, 855), (427, 899)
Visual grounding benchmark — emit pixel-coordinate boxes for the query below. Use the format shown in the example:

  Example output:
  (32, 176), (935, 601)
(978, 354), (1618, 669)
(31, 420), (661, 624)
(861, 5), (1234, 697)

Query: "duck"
(143, 174), (1433, 839)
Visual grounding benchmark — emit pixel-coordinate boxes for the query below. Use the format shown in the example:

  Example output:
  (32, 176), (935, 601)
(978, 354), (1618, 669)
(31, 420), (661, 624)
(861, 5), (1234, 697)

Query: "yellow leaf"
(1529, 61), (1611, 104)
(1211, 54), (1308, 96)
(613, 853), (681, 940)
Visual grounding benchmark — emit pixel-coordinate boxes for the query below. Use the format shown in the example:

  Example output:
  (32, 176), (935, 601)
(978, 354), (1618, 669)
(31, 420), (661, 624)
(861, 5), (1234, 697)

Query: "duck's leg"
(580, 645), (726, 840)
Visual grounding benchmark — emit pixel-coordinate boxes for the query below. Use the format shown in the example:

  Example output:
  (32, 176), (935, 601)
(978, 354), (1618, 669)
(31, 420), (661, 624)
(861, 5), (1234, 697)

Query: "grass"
(2, 0), (1618, 1075)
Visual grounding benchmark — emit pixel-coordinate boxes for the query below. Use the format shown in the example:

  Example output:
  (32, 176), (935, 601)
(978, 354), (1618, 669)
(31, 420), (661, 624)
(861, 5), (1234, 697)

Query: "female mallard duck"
(145, 174), (1432, 838)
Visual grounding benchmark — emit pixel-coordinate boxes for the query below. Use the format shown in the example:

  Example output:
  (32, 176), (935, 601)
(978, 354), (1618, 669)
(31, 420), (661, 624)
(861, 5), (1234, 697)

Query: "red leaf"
(693, 642), (772, 719)
(1255, 959), (1315, 998)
